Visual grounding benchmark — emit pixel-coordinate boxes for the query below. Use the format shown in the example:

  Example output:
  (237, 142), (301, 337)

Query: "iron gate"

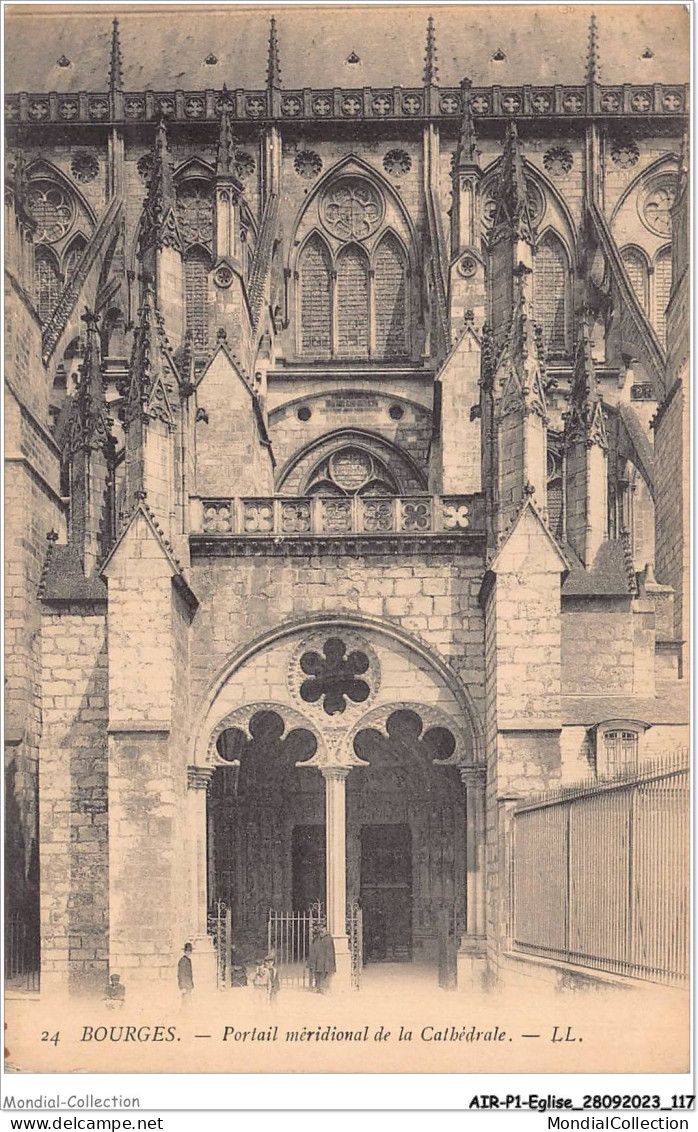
(267, 901), (322, 988)
(207, 900), (232, 989)
(348, 900), (363, 990)
(5, 913), (40, 992)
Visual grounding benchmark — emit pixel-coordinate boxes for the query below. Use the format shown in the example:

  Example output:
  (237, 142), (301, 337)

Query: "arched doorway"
(195, 620), (485, 988)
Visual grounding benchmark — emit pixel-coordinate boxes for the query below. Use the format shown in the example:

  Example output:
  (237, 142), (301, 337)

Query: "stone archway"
(191, 619), (485, 989)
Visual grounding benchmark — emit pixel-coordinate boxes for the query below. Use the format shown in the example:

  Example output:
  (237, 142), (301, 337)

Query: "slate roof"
(561, 539), (635, 597)
(40, 543), (108, 603)
(5, 6), (689, 94)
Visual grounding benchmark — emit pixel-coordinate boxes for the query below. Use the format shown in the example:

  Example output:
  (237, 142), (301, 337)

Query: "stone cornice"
(190, 533), (486, 559)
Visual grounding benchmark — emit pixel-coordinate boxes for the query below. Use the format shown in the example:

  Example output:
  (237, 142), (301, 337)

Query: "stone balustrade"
(5, 83), (688, 127)
(192, 494), (485, 539)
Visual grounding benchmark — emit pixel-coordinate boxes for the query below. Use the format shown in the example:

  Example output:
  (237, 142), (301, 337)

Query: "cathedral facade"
(4, 8), (689, 995)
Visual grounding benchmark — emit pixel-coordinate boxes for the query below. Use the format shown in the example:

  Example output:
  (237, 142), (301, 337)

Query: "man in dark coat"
(308, 921), (335, 993)
(177, 942), (194, 1006)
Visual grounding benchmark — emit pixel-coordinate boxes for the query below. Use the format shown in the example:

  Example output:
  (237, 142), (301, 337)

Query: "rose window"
(640, 177), (675, 236)
(383, 149), (411, 177)
(482, 179), (544, 230)
(27, 181), (74, 243)
(543, 147), (573, 177)
(294, 150), (322, 178)
(320, 178), (384, 241)
(610, 137), (639, 168)
(299, 637), (370, 715)
(177, 182), (213, 247)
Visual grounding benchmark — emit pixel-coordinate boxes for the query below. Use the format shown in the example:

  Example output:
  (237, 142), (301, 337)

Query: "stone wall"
(561, 596), (635, 693)
(39, 602), (109, 994)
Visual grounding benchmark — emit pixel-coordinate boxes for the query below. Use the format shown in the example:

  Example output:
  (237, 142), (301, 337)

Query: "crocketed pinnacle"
(586, 13), (600, 85)
(141, 118), (180, 251)
(454, 77), (480, 168)
(109, 17), (124, 93)
(122, 278), (172, 427)
(267, 16), (281, 89)
(423, 15), (439, 85)
(64, 309), (112, 456)
(566, 314), (607, 447)
(492, 121), (536, 244)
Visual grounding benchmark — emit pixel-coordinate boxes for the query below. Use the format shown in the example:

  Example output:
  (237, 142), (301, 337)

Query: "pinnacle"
(267, 15), (281, 89)
(586, 12), (600, 85)
(109, 16), (124, 93)
(423, 15), (439, 86)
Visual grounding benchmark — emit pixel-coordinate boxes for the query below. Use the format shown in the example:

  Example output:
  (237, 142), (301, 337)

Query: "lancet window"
(533, 230), (569, 356)
(653, 246), (672, 347)
(621, 247), (649, 314)
(177, 179), (213, 351)
(296, 175), (410, 361)
(35, 247), (62, 324)
(25, 172), (92, 325)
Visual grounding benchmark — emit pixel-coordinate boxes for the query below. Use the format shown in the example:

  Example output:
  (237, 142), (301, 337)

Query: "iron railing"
(512, 751), (689, 986)
(5, 913), (40, 992)
(194, 494), (482, 538)
(268, 901), (323, 989)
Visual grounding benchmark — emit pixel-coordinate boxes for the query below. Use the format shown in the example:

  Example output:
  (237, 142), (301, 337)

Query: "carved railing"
(5, 84), (688, 127)
(192, 494), (484, 537)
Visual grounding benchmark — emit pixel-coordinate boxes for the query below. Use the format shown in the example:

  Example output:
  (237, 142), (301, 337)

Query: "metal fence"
(512, 751), (689, 986)
(5, 913), (40, 992)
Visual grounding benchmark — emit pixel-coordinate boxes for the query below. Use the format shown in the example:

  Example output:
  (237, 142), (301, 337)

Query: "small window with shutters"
(597, 726), (641, 778)
(653, 246), (672, 347)
(533, 231), (568, 356)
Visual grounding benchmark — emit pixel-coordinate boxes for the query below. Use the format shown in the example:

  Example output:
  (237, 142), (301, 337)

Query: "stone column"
(187, 765), (217, 988)
(322, 767), (351, 991)
(458, 765), (487, 988)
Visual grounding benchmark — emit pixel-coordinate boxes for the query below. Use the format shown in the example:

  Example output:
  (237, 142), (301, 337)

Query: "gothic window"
(533, 231), (568, 356)
(374, 233), (408, 359)
(336, 245), (369, 357)
(176, 181), (213, 249)
(35, 246), (62, 323)
(299, 235), (332, 357)
(26, 180), (74, 243)
(305, 446), (398, 496)
(621, 247), (649, 314)
(184, 246), (210, 350)
(653, 246), (672, 347)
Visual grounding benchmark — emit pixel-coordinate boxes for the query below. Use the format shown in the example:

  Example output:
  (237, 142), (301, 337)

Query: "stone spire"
(140, 119), (181, 253)
(123, 277), (174, 429)
(565, 314), (607, 448)
(585, 13), (600, 85)
(492, 122), (536, 245)
(64, 309), (112, 457)
(267, 16), (281, 90)
(109, 16), (123, 93)
(423, 15), (439, 85)
(454, 78), (480, 169)
(499, 263), (548, 421)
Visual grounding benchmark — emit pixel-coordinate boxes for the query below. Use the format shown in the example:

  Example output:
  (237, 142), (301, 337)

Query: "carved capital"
(459, 764), (486, 788)
(188, 765), (215, 790)
(320, 766), (351, 782)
